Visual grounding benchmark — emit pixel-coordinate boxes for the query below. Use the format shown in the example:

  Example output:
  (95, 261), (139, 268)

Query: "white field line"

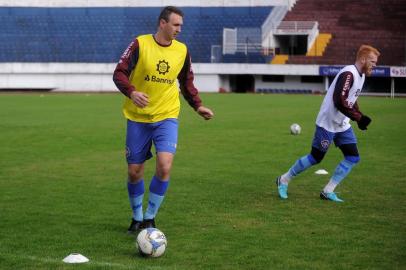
(4, 254), (168, 270)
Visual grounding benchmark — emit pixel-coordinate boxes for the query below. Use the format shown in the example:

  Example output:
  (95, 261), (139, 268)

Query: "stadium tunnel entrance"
(230, 74), (255, 93)
(274, 35), (308, 55)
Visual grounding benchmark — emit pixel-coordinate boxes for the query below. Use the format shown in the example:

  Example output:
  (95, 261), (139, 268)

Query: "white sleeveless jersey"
(316, 65), (365, 132)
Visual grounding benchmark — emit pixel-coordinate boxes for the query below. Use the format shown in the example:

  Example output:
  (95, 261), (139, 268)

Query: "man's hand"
(357, 115), (372, 130)
(130, 91), (149, 108)
(197, 106), (214, 120)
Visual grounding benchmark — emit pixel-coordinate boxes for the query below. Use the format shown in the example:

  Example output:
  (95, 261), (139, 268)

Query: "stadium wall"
(0, 62), (318, 92)
(1, 63), (405, 94)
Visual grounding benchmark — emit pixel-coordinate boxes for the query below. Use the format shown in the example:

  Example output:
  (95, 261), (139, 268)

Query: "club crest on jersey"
(320, 140), (330, 149)
(156, 60), (170, 75)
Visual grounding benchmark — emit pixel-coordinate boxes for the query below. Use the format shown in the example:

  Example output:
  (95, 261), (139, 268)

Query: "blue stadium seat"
(0, 6), (272, 63)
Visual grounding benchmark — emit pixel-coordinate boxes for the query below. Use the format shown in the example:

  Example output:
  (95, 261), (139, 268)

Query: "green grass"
(0, 93), (405, 269)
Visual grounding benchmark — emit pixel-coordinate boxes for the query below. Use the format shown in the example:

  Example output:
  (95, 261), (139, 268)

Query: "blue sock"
(331, 158), (358, 184)
(144, 175), (169, 220)
(288, 154), (316, 178)
(127, 180), (144, 222)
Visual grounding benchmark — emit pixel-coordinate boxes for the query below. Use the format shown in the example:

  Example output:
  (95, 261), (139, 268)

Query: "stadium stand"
(282, 0), (406, 66)
(0, 6), (272, 63)
(0, 2), (403, 94)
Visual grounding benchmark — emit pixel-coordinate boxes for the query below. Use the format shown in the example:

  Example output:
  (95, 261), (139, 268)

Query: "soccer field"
(0, 93), (405, 269)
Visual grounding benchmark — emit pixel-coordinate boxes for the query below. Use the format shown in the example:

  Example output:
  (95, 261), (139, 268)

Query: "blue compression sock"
(331, 158), (358, 184)
(288, 154), (316, 178)
(144, 175), (169, 220)
(127, 180), (144, 221)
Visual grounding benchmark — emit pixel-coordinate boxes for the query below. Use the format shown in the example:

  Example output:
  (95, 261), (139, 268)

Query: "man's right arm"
(112, 39), (140, 98)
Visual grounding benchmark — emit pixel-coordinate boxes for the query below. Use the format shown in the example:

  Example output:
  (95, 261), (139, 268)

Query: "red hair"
(356, 45), (380, 60)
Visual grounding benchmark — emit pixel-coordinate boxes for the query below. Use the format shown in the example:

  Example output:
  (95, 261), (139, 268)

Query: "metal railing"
(223, 27), (262, 55)
(261, 5), (288, 41)
(222, 43), (263, 54)
(274, 21), (318, 34)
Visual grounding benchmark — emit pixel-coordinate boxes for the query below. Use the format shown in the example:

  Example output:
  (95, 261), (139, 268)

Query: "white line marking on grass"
(11, 254), (169, 270)
(25, 255), (134, 269)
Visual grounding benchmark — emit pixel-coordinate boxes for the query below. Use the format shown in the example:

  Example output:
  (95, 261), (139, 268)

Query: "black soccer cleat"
(143, 218), (156, 228)
(127, 219), (143, 234)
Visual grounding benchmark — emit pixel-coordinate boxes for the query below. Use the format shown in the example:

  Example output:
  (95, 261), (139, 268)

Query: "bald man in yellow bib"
(113, 6), (214, 233)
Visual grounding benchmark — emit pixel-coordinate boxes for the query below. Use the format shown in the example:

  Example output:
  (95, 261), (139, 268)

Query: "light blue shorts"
(311, 125), (357, 152)
(126, 118), (178, 164)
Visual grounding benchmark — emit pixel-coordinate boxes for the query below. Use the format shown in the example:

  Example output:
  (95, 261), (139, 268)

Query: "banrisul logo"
(156, 60), (170, 75)
(144, 73), (174, 85)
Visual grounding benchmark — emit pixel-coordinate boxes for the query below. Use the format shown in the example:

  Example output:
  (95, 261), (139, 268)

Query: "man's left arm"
(178, 51), (214, 120)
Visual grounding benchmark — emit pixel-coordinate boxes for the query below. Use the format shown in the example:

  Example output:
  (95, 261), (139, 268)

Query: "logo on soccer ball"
(156, 60), (170, 75)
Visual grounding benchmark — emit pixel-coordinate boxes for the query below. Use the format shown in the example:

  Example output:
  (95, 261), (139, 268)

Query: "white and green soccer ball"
(136, 228), (167, 258)
(290, 123), (301, 135)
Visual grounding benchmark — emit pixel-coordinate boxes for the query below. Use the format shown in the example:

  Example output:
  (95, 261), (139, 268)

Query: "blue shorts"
(311, 125), (357, 152)
(126, 118), (178, 164)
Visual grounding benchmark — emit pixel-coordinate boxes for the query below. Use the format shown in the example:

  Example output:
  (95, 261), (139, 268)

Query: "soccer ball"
(290, 123), (301, 135)
(136, 228), (167, 257)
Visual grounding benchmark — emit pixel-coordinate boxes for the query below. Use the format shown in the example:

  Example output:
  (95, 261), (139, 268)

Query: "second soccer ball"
(290, 123), (301, 135)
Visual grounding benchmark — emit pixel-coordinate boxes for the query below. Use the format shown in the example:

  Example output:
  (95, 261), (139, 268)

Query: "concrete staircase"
(271, 54), (289, 64)
(306, 33), (332, 56)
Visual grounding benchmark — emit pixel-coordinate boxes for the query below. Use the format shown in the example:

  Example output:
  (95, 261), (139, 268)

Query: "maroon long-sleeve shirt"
(333, 71), (363, 122)
(112, 38), (202, 110)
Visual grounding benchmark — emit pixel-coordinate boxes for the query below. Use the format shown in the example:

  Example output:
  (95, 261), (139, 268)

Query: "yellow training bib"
(123, 34), (187, 123)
